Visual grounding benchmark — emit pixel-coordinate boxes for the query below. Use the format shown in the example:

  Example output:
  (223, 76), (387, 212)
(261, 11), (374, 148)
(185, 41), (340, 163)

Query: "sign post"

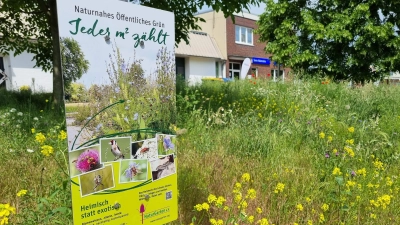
(56, 0), (178, 224)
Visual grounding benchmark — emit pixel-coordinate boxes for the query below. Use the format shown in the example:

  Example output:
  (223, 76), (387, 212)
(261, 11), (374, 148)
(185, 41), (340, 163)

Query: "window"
(229, 62), (241, 80)
(215, 62), (219, 78)
(235, 25), (253, 45)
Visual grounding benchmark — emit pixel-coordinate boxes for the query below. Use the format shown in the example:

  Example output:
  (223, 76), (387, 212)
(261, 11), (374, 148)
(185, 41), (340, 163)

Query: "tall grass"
(1, 79), (400, 224)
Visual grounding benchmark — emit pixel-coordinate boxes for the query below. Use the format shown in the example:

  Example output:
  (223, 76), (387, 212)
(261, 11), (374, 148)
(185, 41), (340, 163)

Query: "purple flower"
(351, 171), (356, 177)
(163, 136), (175, 150)
(335, 151), (340, 156)
(75, 149), (100, 173)
(324, 152), (330, 158)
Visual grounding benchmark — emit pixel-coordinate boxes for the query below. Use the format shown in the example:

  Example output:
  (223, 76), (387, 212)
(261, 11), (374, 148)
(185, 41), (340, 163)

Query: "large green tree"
(60, 37), (89, 89)
(0, 0), (260, 108)
(257, 0), (400, 82)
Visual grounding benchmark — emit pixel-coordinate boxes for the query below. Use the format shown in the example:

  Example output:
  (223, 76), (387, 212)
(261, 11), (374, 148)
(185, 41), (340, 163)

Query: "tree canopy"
(60, 37), (89, 89)
(0, 0), (260, 106)
(257, 0), (400, 82)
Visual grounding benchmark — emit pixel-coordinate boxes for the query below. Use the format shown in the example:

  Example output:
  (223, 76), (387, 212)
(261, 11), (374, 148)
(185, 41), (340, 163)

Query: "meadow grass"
(1, 79), (400, 224)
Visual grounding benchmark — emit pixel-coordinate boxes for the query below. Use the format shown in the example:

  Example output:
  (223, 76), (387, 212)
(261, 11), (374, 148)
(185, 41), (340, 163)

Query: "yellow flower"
(248, 216), (254, 223)
(305, 197), (311, 203)
(319, 213), (325, 223)
(370, 213), (377, 219)
(348, 127), (355, 133)
(242, 173), (251, 182)
(241, 201), (248, 209)
(321, 203), (329, 212)
(31, 128), (35, 134)
(217, 219), (223, 225)
(246, 189), (256, 200)
(208, 194), (217, 204)
(194, 204), (202, 211)
(294, 223), (299, 225)
(332, 167), (342, 175)
(35, 133), (46, 144)
(307, 220), (313, 225)
(210, 219), (217, 225)
(216, 196), (226, 206)
(223, 206), (229, 211)
(256, 207), (262, 214)
(344, 146), (355, 157)
(58, 130), (67, 140)
(373, 159), (384, 170)
(327, 136), (333, 142)
(345, 139), (354, 145)
(296, 204), (303, 211)
(201, 203), (210, 211)
(16, 189), (27, 197)
(319, 132), (325, 139)
(346, 180), (356, 189)
(40, 145), (54, 157)
(257, 218), (269, 225)
(332, 148), (338, 154)
(274, 183), (285, 193)
(357, 168), (367, 177)
(234, 193), (242, 203)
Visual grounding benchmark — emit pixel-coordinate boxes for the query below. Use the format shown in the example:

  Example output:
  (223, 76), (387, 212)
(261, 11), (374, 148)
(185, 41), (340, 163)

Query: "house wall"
(226, 16), (276, 78)
(187, 56), (216, 85)
(196, 11), (227, 59)
(3, 51), (53, 92)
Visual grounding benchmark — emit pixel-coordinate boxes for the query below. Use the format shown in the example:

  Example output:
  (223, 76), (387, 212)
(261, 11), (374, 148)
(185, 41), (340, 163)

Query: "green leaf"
(335, 176), (344, 186)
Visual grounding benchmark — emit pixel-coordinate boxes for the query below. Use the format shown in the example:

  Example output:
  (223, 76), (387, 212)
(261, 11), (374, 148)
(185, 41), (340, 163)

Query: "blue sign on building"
(252, 57), (270, 65)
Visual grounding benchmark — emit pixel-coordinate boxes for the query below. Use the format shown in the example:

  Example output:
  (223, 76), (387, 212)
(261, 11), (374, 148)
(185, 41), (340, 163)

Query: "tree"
(257, 0), (400, 83)
(0, 0), (260, 108)
(60, 37), (89, 89)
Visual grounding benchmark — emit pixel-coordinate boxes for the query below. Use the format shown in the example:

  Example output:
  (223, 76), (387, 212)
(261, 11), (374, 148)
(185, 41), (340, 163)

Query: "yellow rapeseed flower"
(256, 207), (262, 214)
(242, 173), (251, 182)
(58, 130), (67, 140)
(201, 203), (210, 211)
(296, 204), (303, 211)
(332, 167), (342, 175)
(40, 145), (54, 157)
(35, 133), (46, 144)
(216, 196), (226, 206)
(241, 201), (248, 209)
(210, 219), (217, 225)
(321, 203), (329, 212)
(274, 183), (285, 193)
(319, 213), (325, 223)
(246, 189), (256, 200)
(327, 136), (333, 142)
(31, 128), (35, 134)
(319, 132), (325, 139)
(16, 190), (27, 197)
(248, 216), (254, 223)
(208, 194), (217, 204)
(348, 127), (355, 133)
(357, 168), (367, 177)
(257, 218), (269, 225)
(307, 220), (313, 225)
(194, 204), (202, 211)
(217, 219), (223, 225)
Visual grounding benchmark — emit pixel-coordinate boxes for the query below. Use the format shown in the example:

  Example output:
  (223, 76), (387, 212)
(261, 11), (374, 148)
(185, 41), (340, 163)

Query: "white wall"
(187, 57), (216, 85)
(4, 51), (53, 93)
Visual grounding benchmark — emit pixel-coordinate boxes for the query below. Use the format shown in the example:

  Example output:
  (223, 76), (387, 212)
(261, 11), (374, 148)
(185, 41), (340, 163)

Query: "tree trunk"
(49, 0), (65, 110)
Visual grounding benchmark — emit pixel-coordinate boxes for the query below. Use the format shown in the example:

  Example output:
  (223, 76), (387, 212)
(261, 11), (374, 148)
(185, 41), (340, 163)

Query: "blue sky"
(199, 2), (267, 15)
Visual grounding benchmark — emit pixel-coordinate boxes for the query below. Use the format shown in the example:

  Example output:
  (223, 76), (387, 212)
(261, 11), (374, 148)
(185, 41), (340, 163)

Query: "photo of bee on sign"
(100, 137), (132, 163)
(69, 145), (102, 178)
(119, 159), (148, 183)
(79, 165), (115, 197)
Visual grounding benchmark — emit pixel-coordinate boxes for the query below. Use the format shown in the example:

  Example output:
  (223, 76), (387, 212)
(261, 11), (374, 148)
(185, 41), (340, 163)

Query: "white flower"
(124, 117), (129, 123)
(133, 113), (139, 121)
(27, 149), (34, 153)
(10, 108), (16, 113)
(17, 112), (23, 116)
(9, 149), (14, 152)
(33, 117), (39, 121)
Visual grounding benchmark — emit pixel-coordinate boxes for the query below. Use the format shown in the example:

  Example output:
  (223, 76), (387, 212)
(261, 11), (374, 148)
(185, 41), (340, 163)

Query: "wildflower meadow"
(1, 78), (400, 224)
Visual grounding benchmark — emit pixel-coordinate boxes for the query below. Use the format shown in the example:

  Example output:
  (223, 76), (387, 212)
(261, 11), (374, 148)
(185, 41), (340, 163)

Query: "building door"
(229, 62), (241, 80)
(175, 57), (185, 81)
(0, 57), (5, 89)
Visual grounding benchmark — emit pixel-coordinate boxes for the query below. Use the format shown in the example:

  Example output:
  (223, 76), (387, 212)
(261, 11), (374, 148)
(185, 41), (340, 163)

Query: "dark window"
(175, 57), (185, 80)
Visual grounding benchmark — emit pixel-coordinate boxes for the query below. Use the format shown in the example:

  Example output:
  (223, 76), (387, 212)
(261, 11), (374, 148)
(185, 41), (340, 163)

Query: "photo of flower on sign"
(57, 0), (178, 224)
